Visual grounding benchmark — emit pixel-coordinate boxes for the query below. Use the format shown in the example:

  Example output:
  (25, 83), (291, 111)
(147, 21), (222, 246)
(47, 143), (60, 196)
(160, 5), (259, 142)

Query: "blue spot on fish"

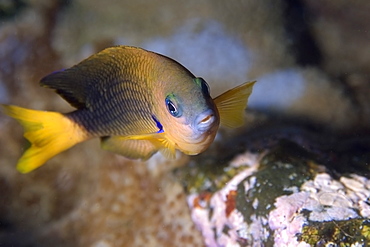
(152, 115), (164, 133)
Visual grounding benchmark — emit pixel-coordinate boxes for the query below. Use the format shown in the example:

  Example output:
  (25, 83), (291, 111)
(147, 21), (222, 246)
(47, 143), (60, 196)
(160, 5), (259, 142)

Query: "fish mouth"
(194, 109), (217, 133)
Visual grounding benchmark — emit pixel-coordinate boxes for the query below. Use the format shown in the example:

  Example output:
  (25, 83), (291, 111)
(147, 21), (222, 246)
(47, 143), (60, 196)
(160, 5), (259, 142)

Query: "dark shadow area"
(282, 0), (323, 66)
(194, 112), (370, 179)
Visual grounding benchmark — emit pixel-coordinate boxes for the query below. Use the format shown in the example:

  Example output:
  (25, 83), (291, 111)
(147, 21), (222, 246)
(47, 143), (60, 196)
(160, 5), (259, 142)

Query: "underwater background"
(0, 0), (369, 246)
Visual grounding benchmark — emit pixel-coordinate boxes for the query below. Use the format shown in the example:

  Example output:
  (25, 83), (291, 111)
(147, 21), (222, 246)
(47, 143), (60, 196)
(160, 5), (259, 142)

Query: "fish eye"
(201, 79), (210, 95)
(165, 96), (181, 117)
(194, 77), (210, 95)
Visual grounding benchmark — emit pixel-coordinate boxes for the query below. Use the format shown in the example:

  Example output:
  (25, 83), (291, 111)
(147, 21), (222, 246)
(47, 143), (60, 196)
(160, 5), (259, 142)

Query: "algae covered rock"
(176, 129), (370, 246)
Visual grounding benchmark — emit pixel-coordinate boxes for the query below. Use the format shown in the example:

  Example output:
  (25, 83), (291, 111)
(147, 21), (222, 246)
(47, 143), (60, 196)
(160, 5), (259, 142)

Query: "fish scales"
(89, 51), (158, 135)
(68, 82), (157, 136)
(57, 49), (158, 136)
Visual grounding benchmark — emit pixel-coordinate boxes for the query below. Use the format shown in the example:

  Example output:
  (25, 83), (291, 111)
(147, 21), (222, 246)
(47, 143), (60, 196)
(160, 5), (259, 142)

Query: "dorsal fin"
(40, 67), (90, 109)
(40, 46), (131, 109)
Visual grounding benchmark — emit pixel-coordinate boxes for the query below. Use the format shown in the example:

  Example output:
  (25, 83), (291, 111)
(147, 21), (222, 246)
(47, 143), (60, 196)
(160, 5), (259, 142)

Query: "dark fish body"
(42, 46), (203, 137)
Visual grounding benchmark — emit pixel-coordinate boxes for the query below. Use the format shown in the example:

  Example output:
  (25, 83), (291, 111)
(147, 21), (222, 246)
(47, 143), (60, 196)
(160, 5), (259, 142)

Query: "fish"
(1, 46), (256, 174)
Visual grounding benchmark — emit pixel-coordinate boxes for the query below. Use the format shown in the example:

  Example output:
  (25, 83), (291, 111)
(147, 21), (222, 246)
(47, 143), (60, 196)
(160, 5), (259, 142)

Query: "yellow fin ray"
(153, 138), (176, 159)
(1, 105), (88, 173)
(213, 81), (256, 128)
(102, 132), (177, 159)
(101, 136), (158, 160)
(125, 132), (177, 159)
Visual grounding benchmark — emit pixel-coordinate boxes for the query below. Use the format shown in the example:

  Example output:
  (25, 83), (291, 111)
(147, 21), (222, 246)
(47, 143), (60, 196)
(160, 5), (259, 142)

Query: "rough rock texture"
(176, 132), (370, 246)
(0, 1), (370, 247)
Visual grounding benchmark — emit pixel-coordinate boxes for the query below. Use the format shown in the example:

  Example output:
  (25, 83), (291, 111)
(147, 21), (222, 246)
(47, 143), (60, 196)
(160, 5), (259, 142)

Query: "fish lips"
(168, 109), (220, 155)
(194, 108), (219, 133)
(182, 108), (220, 154)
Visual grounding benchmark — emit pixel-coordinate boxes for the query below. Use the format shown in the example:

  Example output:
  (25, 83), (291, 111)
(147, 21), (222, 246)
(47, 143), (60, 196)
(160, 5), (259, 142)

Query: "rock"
(176, 124), (370, 246)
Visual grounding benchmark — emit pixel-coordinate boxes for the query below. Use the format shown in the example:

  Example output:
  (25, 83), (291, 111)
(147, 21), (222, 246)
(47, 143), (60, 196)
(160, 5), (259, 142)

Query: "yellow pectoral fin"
(129, 133), (177, 159)
(101, 136), (159, 160)
(149, 138), (177, 159)
(213, 81), (256, 128)
(102, 132), (177, 160)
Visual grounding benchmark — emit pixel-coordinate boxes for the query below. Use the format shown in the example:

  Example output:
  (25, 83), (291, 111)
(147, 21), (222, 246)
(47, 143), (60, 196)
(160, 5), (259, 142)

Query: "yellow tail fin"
(1, 105), (88, 173)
